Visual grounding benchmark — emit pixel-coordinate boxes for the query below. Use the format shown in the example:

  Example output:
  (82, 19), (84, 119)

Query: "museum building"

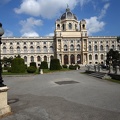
(1, 7), (120, 67)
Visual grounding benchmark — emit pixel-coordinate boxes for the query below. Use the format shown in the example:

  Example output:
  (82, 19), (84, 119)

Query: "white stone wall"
(88, 36), (120, 65)
(1, 37), (54, 67)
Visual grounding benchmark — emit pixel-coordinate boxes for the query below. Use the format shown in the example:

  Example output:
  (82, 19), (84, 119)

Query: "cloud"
(14, 0), (91, 19)
(46, 33), (54, 36)
(79, 0), (91, 8)
(20, 17), (43, 37)
(4, 30), (13, 37)
(99, 3), (110, 19)
(85, 1), (110, 35)
(86, 16), (105, 35)
(22, 32), (39, 37)
(15, 0), (109, 36)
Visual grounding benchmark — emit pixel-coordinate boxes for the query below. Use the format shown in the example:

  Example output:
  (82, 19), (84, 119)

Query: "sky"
(0, 0), (120, 37)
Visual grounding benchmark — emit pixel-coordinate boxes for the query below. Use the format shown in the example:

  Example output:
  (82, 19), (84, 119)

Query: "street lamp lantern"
(0, 23), (5, 87)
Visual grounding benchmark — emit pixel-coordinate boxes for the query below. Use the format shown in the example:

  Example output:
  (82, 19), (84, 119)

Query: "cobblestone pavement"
(1, 69), (120, 120)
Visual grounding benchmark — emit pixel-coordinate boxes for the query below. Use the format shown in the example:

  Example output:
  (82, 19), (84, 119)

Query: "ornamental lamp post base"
(40, 69), (43, 74)
(0, 86), (11, 117)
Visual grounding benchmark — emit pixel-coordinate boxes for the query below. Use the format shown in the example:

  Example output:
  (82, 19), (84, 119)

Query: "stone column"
(0, 86), (11, 117)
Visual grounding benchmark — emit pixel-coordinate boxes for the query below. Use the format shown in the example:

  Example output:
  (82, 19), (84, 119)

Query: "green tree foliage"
(50, 59), (61, 70)
(106, 49), (120, 67)
(117, 36), (120, 43)
(30, 62), (37, 68)
(40, 61), (48, 69)
(2, 57), (13, 69)
(62, 64), (68, 68)
(27, 66), (36, 73)
(11, 57), (26, 73)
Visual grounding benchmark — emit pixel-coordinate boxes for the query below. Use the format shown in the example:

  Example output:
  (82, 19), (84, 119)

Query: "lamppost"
(0, 23), (5, 87)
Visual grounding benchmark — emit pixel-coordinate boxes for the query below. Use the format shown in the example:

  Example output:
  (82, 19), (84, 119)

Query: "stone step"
(89, 72), (106, 79)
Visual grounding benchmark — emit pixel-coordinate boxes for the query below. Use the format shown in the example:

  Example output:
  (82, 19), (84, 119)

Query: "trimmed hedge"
(108, 73), (120, 80)
(75, 64), (80, 69)
(40, 61), (48, 69)
(30, 62), (37, 68)
(11, 57), (26, 73)
(62, 64), (68, 68)
(69, 65), (76, 70)
(50, 59), (61, 70)
(69, 64), (80, 70)
(27, 66), (36, 73)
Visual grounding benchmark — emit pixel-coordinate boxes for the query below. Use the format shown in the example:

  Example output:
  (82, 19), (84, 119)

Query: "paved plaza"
(1, 69), (120, 120)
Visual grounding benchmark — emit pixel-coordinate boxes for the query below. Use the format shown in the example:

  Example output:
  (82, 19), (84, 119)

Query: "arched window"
(68, 23), (72, 29)
(100, 45), (103, 51)
(89, 55), (92, 60)
(62, 24), (65, 30)
(64, 55), (68, 64)
(64, 45), (68, 51)
(75, 24), (77, 30)
(70, 45), (74, 51)
(37, 56), (41, 62)
(57, 24), (60, 29)
(30, 46), (34, 53)
(94, 45), (97, 51)
(31, 56), (34, 62)
(23, 46), (27, 52)
(37, 46), (40, 52)
(3, 47), (6, 53)
(77, 54), (81, 64)
(106, 45), (109, 51)
(82, 24), (85, 29)
(112, 45), (114, 50)
(89, 45), (92, 51)
(17, 46), (20, 53)
(10, 46), (13, 53)
(101, 54), (104, 60)
(77, 44), (80, 51)
(117, 45), (120, 50)
(70, 54), (75, 64)
(95, 54), (98, 60)
(49, 46), (54, 52)
(43, 46), (47, 53)
(44, 56), (47, 62)
(24, 56), (27, 62)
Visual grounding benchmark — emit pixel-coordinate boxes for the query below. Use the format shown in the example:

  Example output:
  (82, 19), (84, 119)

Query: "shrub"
(40, 61), (48, 69)
(24, 64), (27, 70)
(3, 67), (8, 70)
(8, 67), (12, 72)
(27, 66), (36, 73)
(69, 65), (76, 70)
(30, 62), (37, 68)
(62, 64), (68, 68)
(11, 57), (26, 73)
(75, 64), (80, 69)
(50, 59), (61, 70)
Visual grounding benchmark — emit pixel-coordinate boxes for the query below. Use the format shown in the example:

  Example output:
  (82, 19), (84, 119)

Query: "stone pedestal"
(40, 69), (43, 74)
(0, 86), (11, 117)
(76, 67), (78, 70)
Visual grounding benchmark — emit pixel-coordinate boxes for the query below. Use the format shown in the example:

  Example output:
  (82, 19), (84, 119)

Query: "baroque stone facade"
(1, 7), (120, 67)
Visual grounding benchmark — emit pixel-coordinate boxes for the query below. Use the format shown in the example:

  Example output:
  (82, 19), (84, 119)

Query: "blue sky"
(0, 0), (120, 37)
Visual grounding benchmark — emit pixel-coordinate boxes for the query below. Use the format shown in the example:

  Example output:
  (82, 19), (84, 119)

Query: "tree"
(106, 49), (120, 67)
(50, 59), (61, 70)
(117, 36), (120, 43)
(2, 57), (13, 68)
(40, 61), (48, 69)
(11, 56), (26, 73)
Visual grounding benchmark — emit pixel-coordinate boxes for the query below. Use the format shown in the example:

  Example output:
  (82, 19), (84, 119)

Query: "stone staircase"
(88, 72), (107, 79)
